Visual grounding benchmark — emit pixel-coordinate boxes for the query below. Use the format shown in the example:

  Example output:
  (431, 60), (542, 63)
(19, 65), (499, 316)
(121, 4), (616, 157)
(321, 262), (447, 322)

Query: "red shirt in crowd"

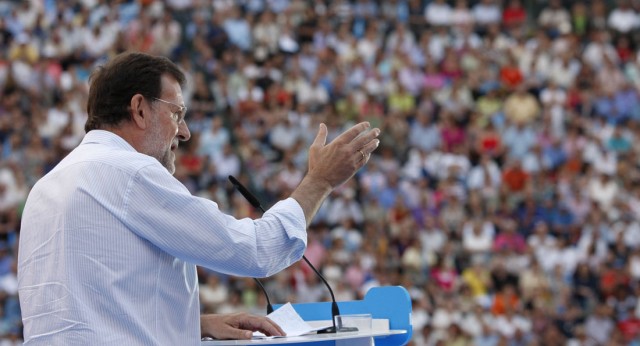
(502, 166), (529, 192)
(618, 316), (640, 342)
(502, 3), (527, 29)
(500, 65), (524, 89)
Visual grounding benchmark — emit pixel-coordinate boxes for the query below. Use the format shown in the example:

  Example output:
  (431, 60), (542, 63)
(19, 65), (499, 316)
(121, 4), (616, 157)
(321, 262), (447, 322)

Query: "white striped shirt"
(17, 130), (307, 345)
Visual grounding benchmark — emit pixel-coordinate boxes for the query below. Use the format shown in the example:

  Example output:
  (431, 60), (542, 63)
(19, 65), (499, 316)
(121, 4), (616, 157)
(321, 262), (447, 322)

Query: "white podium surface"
(201, 329), (407, 345)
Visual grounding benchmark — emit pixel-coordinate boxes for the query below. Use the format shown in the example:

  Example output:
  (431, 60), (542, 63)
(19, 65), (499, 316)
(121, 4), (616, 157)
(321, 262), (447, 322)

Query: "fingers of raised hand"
(353, 128), (380, 164)
(335, 122), (371, 145)
(311, 123), (328, 148)
(356, 149), (366, 162)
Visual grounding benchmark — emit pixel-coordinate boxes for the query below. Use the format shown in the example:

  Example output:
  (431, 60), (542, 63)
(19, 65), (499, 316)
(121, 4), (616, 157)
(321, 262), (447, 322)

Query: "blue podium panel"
(273, 286), (412, 346)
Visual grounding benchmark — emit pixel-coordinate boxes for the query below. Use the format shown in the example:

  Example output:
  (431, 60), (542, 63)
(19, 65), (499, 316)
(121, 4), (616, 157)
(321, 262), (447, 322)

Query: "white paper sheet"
(253, 302), (331, 339)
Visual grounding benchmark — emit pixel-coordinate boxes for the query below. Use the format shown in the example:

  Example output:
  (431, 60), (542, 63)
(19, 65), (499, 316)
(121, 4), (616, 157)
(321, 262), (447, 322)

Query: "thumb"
(311, 123), (327, 148)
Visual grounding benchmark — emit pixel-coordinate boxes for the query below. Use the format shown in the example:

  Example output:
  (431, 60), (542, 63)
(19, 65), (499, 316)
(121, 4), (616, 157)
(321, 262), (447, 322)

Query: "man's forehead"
(160, 75), (184, 100)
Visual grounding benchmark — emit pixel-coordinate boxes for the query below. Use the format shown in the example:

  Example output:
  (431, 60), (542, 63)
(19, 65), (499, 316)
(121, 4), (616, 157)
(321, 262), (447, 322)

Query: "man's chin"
(162, 152), (176, 174)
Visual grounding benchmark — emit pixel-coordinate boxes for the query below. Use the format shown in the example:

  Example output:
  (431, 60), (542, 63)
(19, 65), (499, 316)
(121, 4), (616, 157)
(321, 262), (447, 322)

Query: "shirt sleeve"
(123, 163), (307, 278)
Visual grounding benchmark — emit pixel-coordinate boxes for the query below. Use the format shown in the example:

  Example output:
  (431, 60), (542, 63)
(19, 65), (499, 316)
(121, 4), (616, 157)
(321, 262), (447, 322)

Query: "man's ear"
(130, 94), (149, 130)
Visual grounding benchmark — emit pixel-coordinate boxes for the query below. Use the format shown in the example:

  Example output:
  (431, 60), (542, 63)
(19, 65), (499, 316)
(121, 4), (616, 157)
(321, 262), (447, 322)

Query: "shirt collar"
(80, 130), (137, 152)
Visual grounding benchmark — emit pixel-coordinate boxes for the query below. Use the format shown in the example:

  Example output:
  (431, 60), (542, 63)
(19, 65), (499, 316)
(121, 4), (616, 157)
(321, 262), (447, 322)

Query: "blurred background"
(1, 0), (640, 344)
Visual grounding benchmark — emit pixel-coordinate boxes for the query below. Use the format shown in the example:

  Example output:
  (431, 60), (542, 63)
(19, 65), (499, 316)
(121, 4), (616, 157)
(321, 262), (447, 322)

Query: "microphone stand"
(300, 256), (341, 333)
(228, 176), (355, 333)
(256, 278), (274, 314)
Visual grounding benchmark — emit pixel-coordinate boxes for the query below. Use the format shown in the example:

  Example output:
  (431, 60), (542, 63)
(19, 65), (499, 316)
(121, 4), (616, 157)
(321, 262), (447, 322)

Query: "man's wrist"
(300, 174), (333, 195)
(290, 175), (333, 224)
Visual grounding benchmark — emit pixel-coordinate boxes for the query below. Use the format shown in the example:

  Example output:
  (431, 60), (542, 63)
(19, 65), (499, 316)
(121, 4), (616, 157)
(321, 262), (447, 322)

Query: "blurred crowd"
(2, 0), (640, 344)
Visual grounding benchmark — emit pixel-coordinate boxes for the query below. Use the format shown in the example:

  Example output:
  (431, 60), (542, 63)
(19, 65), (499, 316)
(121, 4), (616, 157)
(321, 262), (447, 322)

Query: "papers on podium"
(253, 303), (332, 339)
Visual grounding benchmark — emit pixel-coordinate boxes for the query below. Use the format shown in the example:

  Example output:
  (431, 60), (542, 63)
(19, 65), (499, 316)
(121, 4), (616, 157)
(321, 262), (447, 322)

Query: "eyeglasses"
(153, 97), (187, 125)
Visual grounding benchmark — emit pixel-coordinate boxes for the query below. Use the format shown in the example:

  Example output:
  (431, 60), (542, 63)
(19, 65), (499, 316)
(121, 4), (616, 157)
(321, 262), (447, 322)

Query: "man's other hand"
(201, 313), (285, 340)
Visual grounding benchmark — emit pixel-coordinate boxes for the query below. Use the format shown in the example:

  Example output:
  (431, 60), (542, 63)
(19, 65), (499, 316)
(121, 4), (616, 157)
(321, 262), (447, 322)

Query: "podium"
(202, 286), (412, 346)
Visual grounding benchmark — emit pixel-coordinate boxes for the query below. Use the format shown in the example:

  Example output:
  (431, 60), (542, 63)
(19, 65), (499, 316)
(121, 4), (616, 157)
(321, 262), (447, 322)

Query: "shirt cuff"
(266, 197), (307, 246)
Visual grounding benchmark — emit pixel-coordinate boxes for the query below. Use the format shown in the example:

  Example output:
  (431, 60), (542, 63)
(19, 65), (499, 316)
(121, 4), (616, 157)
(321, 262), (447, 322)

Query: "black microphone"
(228, 175), (355, 333)
(227, 176), (274, 315)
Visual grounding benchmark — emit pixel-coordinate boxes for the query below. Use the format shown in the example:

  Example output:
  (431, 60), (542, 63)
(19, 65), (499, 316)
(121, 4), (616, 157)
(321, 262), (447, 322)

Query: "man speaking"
(17, 52), (380, 345)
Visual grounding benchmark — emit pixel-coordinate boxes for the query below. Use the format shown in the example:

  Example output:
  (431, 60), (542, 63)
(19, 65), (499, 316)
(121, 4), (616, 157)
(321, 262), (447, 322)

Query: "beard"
(145, 123), (177, 174)
(158, 147), (176, 174)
